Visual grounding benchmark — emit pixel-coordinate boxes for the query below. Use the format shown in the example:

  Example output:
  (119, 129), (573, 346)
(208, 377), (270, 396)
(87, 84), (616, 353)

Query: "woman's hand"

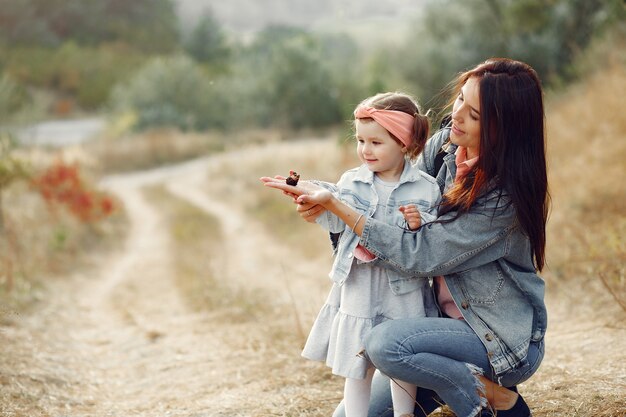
(295, 200), (325, 223)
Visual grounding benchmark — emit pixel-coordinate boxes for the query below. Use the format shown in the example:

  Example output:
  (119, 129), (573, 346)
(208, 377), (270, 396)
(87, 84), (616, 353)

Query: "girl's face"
(355, 119), (407, 182)
(450, 76), (481, 159)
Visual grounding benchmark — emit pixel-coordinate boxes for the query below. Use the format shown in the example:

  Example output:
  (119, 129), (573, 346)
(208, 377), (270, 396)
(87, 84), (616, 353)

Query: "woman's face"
(450, 77), (481, 159)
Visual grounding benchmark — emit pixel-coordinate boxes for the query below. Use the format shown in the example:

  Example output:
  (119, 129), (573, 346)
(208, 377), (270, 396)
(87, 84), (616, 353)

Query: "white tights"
(344, 368), (416, 417)
(390, 378), (417, 417)
(344, 368), (375, 417)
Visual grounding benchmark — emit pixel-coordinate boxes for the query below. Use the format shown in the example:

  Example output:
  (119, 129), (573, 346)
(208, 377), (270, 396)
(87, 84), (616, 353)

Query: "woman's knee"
(364, 320), (408, 367)
(364, 322), (391, 363)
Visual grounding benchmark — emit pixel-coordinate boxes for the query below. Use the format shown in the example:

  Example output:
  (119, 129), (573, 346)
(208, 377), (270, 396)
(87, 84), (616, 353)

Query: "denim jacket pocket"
(457, 263), (505, 304)
(339, 189), (369, 212)
(393, 198), (433, 229)
(388, 274), (424, 295)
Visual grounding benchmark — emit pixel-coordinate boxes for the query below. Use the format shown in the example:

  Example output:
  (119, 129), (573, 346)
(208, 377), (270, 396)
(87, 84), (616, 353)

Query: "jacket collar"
(353, 159), (420, 184)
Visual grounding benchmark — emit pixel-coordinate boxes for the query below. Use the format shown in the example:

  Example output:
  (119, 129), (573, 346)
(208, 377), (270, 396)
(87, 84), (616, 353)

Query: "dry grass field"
(0, 64), (624, 416)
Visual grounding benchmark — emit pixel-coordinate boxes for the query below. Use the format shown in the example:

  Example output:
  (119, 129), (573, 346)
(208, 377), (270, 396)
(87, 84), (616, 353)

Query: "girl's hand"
(259, 176), (330, 222)
(260, 176), (322, 198)
(399, 204), (422, 231)
(260, 175), (299, 200)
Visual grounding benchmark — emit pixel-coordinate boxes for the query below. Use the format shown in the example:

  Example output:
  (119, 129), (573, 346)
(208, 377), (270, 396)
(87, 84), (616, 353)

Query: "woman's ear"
(401, 146), (408, 154)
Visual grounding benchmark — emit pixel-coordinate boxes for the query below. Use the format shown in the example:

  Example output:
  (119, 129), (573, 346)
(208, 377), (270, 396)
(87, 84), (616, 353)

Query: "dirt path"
(1, 161), (226, 416)
(1, 139), (625, 416)
(0, 140), (335, 417)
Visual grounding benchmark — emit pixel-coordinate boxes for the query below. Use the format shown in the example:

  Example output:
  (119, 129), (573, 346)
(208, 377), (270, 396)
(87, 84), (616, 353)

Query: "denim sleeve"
(311, 179), (345, 233)
(315, 210), (345, 233)
(360, 192), (517, 276)
(419, 208), (437, 224)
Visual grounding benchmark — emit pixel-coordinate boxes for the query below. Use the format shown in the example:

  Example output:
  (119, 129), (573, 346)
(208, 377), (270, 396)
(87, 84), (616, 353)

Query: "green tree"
(0, 74), (28, 121)
(0, 134), (29, 233)
(0, 0), (179, 52)
(318, 32), (370, 119)
(268, 39), (342, 129)
(236, 25), (343, 130)
(184, 10), (230, 67)
(102, 0), (179, 53)
(110, 55), (228, 131)
(399, 0), (625, 109)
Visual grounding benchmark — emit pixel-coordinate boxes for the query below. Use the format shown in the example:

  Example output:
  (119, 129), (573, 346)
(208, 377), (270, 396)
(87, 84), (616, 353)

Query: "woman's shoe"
(481, 390), (531, 417)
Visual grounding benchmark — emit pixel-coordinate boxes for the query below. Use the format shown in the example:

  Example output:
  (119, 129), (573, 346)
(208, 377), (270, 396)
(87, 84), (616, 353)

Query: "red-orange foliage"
(31, 160), (116, 223)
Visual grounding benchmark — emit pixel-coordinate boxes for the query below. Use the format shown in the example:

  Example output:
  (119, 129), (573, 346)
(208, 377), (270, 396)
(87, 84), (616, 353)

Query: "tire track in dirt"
(1, 164), (229, 416)
(163, 153), (328, 310)
(0, 140), (337, 417)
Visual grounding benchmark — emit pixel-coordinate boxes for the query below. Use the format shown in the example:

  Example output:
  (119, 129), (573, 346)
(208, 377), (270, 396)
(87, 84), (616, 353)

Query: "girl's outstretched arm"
(260, 176), (328, 223)
(311, 193), (364, 235)
(261, 176), (364, 235)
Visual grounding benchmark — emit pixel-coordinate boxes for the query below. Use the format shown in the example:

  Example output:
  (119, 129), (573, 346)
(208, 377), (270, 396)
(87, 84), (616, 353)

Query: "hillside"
(174, 0), (426, 38)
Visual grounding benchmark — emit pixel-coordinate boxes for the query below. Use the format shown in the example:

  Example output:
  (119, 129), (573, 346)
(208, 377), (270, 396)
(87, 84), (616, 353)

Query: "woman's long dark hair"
(440, 58), (550, 271)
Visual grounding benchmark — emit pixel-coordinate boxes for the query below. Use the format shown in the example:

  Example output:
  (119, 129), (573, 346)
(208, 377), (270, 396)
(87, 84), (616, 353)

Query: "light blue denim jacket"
(359, 128), (548, 378)
(315, 162), (440, 300)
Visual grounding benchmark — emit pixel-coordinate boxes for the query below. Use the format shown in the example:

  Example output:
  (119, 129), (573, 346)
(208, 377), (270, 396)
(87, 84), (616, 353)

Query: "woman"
(262, 58), (548, 417)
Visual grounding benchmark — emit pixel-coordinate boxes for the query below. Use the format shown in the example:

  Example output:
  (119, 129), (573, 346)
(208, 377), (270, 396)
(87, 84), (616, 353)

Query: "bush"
(0, 74), (29, 118)
(1, 42), (148, 109)
(109, 55), (228, 131)
(0, 155), (123, 299)
(30, 160), (116, 223)
(228, 26), (345, 130)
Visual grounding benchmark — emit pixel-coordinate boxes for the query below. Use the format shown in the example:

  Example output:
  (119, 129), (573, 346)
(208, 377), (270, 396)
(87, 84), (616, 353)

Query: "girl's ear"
(401, 146), (408, 154)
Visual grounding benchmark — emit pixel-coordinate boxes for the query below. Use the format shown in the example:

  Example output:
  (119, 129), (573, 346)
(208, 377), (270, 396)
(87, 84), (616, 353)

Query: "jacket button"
(461, 301), (469, 309)
(347, 252), (353, 258)
(485, 333), (493, 341)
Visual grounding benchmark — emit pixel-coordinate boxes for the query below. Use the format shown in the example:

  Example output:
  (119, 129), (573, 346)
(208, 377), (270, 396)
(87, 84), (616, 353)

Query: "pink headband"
(354, 106), (415, 148)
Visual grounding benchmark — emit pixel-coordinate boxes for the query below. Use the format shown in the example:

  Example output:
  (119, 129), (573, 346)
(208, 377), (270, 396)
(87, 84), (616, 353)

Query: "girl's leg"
(364, 317), (492, 417)
(333, 370), (442, 417)
(390, 379), (417, 417)
(344, 367), (376, 417)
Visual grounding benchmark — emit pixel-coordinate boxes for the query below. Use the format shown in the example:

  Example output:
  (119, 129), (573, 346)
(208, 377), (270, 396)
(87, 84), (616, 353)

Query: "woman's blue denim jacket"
(315, 162), (440, 303)
(359, 128), (548, 378)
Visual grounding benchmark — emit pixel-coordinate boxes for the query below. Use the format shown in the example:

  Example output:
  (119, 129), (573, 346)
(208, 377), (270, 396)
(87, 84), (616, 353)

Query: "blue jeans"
(334, 318), (544, 417)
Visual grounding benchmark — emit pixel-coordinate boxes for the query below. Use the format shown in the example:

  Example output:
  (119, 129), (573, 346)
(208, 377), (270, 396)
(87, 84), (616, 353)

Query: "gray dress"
(301, 176), (428, 379)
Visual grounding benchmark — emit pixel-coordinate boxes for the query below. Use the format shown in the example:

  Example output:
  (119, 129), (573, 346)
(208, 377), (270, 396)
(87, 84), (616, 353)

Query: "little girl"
(299, 92), (440, 417)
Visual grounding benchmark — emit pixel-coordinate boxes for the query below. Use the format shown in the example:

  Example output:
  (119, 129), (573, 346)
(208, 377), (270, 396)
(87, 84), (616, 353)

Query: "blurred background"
(0, 1), (625, 415)
(0, 0), (622, 139)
